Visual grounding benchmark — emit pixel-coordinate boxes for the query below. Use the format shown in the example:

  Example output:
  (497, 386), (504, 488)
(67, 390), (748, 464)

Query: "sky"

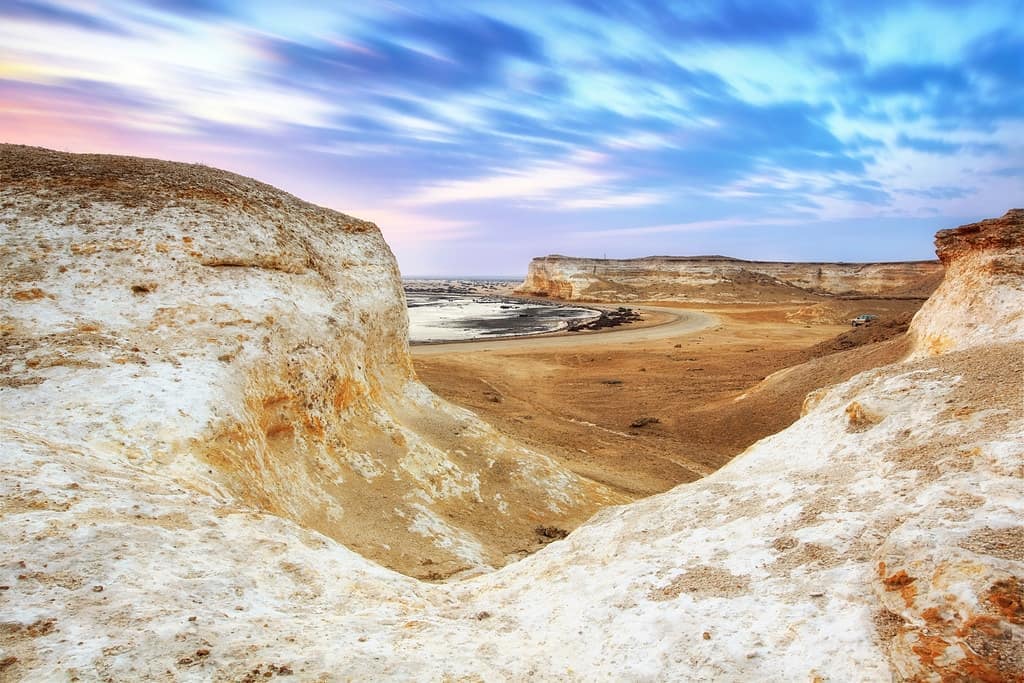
(1, 1), (1022, 275)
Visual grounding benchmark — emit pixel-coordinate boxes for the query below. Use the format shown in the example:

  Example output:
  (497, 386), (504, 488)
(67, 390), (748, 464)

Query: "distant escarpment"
(0, 145), (619, 582)
(518, 254), (943, 302)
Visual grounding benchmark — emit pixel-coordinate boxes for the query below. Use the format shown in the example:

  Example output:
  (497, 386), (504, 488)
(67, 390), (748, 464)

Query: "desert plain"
(414, 296), (925, 497)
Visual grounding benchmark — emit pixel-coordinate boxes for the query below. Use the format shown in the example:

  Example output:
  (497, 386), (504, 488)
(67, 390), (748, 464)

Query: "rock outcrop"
(0, 145), (620, 585)
(2, 153), (1020, 682)
(519, 254), (944, 302)
(909, 208), (1024, 357)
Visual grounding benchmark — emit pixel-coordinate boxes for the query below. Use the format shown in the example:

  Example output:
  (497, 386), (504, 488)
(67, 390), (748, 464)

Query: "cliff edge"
(910, 208), (1024, 357)
(518, 254), (944, 302)
(0, 145), (619, 584)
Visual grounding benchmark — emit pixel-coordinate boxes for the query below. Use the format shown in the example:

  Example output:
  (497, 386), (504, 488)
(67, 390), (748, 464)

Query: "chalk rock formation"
(519, 254), (943, 302)
(1, 149), (1020, 682)
(0, 145), (618, 585)
(909, 208), (1024, 357)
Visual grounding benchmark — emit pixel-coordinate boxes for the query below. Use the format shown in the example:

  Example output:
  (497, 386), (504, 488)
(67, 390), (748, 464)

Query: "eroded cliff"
(1, 156), (1020, 682)
(909, 208), (1024, 357)
(0, 145), (620, 584)
(519, 254), (944, 302)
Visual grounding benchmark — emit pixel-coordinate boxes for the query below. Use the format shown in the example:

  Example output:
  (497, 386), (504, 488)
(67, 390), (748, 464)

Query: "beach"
(405, 290), (601, 343)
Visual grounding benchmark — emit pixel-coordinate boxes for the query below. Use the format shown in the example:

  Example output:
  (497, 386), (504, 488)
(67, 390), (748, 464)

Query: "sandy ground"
(413, 298), (925, 497)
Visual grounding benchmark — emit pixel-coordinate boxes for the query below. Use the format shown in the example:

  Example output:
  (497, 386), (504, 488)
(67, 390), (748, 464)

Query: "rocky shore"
(565, 306), (642, 331)
(405, 291), (602, 343)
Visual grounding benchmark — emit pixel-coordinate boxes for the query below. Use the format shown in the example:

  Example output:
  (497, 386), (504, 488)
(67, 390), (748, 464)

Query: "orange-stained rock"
(934, 208), (1024, 265)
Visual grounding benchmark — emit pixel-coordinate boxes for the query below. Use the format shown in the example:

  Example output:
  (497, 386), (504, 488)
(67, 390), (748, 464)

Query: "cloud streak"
(0, 0), (1020, 274)
(405, 157), (614, 205)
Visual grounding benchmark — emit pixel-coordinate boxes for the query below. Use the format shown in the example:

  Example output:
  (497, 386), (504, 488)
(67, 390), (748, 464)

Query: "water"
(406, 292), (600, 343)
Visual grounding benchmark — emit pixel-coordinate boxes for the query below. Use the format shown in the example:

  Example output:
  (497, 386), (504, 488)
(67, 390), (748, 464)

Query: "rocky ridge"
(0, 145), (620, 584)
(519, 254), (944, 302)
(1, 150), (1020, 682)
(910, 208), (1024, 357)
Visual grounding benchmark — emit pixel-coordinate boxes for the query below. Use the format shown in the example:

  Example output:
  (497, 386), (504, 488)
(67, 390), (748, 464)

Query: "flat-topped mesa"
(0, 145), (618, 580)
(908, 208), (1024, 357)
(517, 254), (943, 302)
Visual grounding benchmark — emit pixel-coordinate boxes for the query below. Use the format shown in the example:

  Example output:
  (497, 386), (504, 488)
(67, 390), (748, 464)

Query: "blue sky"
(2, 0), (1021, 274)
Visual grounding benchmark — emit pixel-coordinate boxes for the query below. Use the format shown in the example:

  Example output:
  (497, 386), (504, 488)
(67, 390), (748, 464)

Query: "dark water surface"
(405, 292), (600, 343)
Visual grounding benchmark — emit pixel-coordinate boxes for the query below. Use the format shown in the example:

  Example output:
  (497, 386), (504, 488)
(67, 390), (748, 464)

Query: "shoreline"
(407, 294), (681, 348)
(405, 290), (642, 346)
(411, 306), (716, 354)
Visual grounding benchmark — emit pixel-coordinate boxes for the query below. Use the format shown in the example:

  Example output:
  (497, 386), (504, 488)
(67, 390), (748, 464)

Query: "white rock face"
(2, 150), (1020, 682)
(519, 255), (943, 302)
(0, 145), (619, 584)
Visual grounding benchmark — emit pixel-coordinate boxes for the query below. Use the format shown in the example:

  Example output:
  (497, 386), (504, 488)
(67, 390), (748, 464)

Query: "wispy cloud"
(568, 218), (762, 239)
(1, 0), (132, 35)
(0, 0), (1020, 273)
(896, 134), (961, 155)
(356, 207), (477, 244)
(404, 157), (614, 205)
(555, 191), (667, 210)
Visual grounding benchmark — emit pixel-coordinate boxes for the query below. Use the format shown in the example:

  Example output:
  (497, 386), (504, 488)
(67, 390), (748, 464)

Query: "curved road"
(411, 306), (720, 356)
